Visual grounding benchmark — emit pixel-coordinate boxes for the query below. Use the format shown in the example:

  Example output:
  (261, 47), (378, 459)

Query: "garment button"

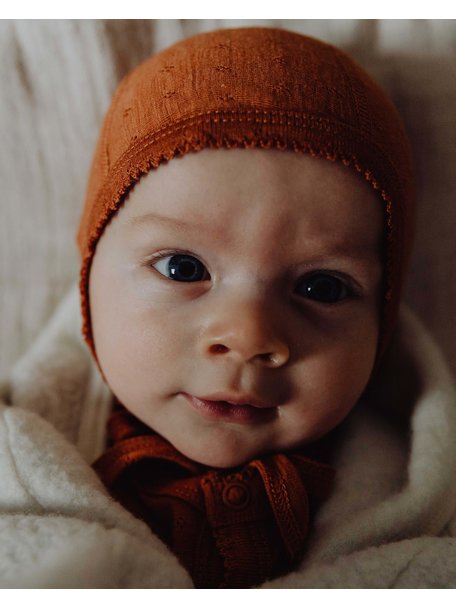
(222, 481), (250, 509)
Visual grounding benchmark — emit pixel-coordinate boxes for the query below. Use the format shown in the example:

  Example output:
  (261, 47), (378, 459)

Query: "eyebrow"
(126, 211), (381, 264)
(126, 211), (200, 231)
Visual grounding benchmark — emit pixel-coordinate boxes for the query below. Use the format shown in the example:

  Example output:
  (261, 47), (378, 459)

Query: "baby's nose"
(198, 295), (290, 368)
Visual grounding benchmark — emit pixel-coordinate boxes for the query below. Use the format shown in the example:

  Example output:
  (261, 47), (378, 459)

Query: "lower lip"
(182, 394), (277, 424)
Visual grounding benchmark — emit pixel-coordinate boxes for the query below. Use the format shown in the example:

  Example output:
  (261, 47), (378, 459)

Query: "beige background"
(1, 19), (455, 378)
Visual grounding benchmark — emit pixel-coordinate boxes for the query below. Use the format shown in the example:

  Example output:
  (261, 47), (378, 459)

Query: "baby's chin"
(158, 416), (325, 469)
(175, 440), (259, 469)
(165, 428), (270, 469)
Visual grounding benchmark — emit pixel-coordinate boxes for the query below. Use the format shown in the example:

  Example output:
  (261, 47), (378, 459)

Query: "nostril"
(209, 344), (229, 354)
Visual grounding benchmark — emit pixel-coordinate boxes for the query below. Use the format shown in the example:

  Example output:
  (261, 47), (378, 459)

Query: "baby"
(76, 27), (415, 587)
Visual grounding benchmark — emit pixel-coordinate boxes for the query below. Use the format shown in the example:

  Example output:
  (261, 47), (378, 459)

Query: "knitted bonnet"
(77, 26), (415, 369)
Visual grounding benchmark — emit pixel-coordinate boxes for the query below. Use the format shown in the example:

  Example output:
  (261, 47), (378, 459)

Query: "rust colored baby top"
(93, 400), (336, 588)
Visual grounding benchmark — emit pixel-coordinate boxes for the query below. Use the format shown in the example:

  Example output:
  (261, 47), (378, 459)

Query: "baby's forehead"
(118, 147), (384, 266)
(125, 146), (376, 205)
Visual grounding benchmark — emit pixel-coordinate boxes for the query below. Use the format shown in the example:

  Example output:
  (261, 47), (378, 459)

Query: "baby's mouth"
(182, 393), (278, 424)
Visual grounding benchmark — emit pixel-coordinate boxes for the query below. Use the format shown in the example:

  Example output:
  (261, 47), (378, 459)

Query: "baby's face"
(89, 148), (383, 467)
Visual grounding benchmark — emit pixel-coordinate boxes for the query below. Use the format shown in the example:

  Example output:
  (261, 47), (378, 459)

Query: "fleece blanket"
(1, 283), (456, 588)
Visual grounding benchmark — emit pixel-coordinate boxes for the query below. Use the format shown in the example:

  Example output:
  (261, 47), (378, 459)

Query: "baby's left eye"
(152, 253), (210, 282)
(296, 272), (351, 303)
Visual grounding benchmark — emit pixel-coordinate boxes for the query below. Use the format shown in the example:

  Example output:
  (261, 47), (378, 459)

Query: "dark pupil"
(169, 255), (205, 282)
(302, 274), (345, 303)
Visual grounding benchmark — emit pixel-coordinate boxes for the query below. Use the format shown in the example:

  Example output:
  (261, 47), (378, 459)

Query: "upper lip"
(194, 392), (277, 409)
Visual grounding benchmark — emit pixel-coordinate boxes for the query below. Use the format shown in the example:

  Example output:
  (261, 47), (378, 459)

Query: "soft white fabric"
(0, 284), (455, 588)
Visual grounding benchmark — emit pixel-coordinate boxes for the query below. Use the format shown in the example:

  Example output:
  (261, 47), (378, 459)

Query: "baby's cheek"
(282, 392), (354, 448)
(290, 343), (376, 439)
(332, 347), (377, 403)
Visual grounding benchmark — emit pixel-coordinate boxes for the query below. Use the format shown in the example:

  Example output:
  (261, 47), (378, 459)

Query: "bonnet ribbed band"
(76, 27), (415, 371)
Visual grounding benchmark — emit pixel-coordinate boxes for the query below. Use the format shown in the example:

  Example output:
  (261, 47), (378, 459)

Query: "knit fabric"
(76, 26), (415, 372)
(93, 402), (336, 588)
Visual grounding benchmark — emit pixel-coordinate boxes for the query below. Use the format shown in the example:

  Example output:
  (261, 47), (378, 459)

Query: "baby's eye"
(296, 272), (350, 304)
(152, 253), (210, 282)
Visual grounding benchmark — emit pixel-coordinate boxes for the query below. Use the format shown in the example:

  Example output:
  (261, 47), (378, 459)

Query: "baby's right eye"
(152, 253), (210, 282)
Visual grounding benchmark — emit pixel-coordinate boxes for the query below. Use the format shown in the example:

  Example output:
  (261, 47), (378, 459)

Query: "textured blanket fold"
(1, 282), (456, 588)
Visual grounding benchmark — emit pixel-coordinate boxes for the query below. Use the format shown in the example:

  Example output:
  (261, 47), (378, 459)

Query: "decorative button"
(222, 481), (250, 509)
